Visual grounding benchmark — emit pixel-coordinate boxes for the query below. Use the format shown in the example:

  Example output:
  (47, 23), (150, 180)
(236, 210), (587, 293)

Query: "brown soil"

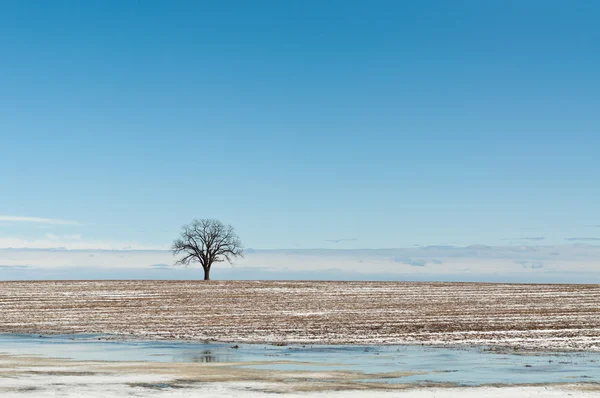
(0, 281), (598, 350)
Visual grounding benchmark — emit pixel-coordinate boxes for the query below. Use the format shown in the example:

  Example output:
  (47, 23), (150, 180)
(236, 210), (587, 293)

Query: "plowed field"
(1, 281), (598, 350)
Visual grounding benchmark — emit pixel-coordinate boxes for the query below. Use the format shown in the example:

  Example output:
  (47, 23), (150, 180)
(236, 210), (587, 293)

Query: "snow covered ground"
(3, 383), (600, 398)
(0, 354), (598, 397)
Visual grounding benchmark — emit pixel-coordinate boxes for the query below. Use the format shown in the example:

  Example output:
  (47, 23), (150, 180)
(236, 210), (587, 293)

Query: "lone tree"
(172, 219), (243, 280)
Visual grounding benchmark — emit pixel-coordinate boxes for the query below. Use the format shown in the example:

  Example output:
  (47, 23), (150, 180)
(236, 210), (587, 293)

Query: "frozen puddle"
(0, 334), (599, 386)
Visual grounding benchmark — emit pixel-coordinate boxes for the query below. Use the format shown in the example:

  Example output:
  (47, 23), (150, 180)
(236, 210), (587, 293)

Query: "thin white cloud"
(45, 233), (82, 240)
(0, 235), (163, 250)
(0, 216), (80, 225)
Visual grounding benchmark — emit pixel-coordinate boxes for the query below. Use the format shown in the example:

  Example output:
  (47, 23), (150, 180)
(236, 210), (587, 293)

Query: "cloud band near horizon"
(0, 216), (80, 225)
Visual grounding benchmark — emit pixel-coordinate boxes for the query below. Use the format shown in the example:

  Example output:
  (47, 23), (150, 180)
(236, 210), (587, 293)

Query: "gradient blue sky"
(2, 0), (599, 255)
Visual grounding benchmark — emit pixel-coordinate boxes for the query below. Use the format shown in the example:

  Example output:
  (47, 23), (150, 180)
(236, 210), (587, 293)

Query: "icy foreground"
(0, 354), (598, 397)
(2, 384), (600, 398)
(1, 281), (599, 350)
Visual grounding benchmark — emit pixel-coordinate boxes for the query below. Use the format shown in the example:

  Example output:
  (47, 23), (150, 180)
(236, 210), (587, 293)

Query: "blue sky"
(1, 1), (599, 280)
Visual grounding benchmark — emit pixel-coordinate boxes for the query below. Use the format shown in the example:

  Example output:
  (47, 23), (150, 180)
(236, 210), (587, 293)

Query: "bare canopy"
(171, 219), (243, 280)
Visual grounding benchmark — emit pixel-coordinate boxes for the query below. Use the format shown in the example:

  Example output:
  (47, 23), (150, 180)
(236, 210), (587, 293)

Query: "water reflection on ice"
(0, 334), (598, 386)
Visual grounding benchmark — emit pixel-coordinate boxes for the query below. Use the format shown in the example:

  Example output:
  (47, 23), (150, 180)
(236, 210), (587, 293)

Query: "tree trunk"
(203, 267), (210, 281)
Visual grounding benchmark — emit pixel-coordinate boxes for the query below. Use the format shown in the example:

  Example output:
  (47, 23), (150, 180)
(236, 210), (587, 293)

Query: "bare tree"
(172, 219), (243, 280)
